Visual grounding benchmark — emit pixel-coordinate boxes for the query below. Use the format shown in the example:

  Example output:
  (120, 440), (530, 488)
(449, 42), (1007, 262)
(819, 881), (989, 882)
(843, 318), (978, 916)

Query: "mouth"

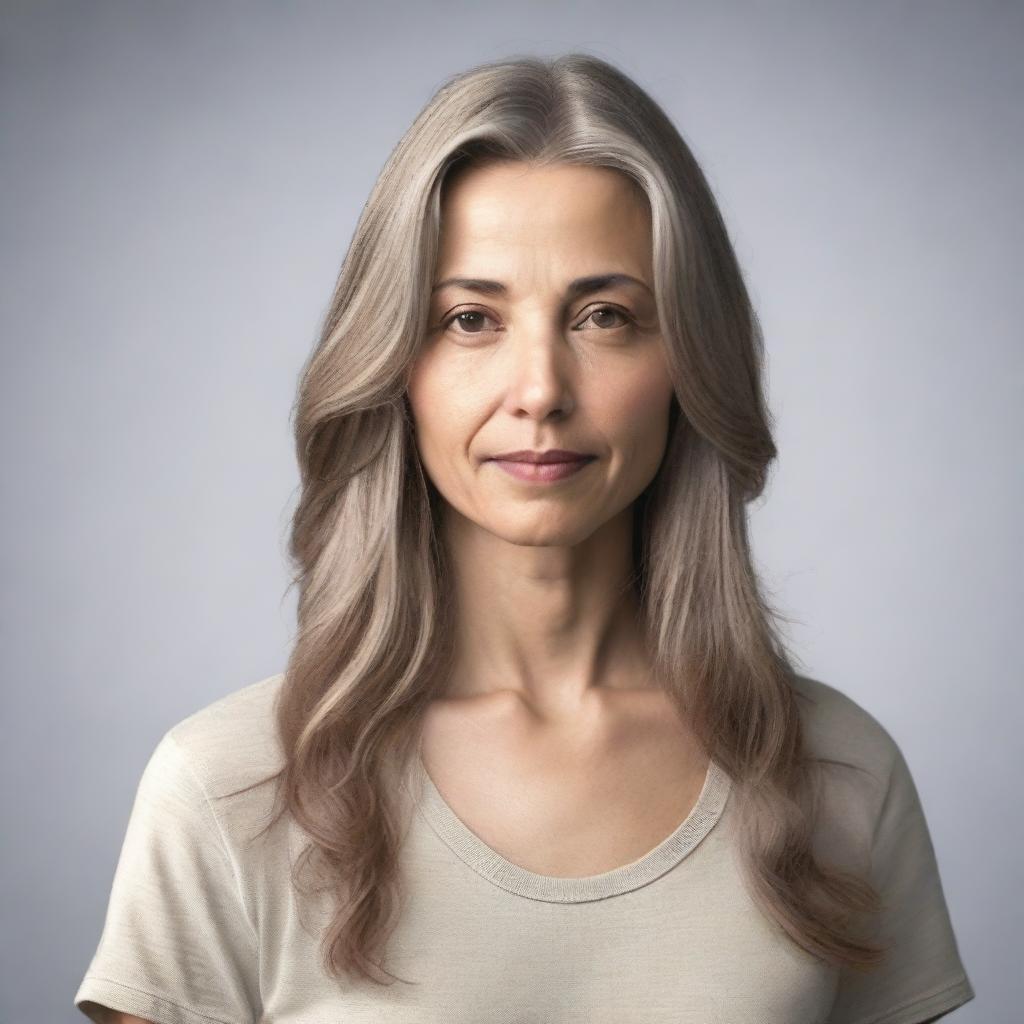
(487, 449), (595, 464)
(488, 455), (597, 483)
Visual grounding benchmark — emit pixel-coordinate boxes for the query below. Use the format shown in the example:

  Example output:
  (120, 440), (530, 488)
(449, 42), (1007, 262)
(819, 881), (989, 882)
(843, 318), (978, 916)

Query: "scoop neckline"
(404, 749), (732, 904)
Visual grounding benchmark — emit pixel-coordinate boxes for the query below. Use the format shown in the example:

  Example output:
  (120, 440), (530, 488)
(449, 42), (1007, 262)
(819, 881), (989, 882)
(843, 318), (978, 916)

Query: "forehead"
(435, 162), (652, 281)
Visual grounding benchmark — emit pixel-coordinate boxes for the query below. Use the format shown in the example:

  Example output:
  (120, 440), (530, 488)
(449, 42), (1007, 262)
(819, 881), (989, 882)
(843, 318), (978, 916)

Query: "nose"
(499, 324), (578, 422)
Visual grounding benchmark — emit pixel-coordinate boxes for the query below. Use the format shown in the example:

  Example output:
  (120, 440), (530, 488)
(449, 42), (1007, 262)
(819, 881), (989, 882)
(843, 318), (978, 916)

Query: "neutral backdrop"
(2, 2), (1020, 1021)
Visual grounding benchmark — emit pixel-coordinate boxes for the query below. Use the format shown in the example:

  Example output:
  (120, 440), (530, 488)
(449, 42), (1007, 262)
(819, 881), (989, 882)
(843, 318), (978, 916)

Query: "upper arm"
(827, 741), (975, 1024)
(72, 731), (260, 1023)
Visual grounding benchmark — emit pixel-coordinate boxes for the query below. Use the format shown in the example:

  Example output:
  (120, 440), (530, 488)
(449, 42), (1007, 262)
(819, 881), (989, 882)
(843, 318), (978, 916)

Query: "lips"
(488, 449), (593, 464)
(488, 454), (597, 483)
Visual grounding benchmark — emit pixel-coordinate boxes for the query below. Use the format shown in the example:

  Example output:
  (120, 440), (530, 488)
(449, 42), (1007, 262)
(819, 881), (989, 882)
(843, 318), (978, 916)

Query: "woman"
(74, 53), (974, 1023)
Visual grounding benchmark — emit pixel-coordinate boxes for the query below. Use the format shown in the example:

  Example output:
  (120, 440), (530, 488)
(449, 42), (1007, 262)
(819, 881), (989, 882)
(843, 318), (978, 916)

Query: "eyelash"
(439, 304), (635, 337)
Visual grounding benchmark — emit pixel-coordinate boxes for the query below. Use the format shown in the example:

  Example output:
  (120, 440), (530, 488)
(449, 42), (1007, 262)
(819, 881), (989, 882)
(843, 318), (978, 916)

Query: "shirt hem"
(841, 973), (975, 1024)
(74, 975), (243, 1024)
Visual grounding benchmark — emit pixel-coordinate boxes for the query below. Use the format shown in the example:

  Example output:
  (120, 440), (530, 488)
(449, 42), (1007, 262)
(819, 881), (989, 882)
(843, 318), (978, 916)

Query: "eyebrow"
(430, 272), (652, 301)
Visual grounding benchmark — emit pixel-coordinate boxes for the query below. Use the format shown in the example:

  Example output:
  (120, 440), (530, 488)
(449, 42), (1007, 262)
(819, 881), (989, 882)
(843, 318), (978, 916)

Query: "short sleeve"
(828, 742), (975, 1024)
(74, 731), (261, 1024)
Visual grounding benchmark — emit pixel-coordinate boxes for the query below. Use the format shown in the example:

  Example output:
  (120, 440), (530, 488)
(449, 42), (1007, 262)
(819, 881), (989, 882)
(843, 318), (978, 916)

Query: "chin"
(487, 516), (594, 549)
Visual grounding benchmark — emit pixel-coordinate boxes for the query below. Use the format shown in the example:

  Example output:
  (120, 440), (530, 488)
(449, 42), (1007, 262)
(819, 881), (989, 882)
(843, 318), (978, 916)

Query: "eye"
(438, 304), (634, 338)
(440, 309), (499, 336)
(576, 305), (634, 331)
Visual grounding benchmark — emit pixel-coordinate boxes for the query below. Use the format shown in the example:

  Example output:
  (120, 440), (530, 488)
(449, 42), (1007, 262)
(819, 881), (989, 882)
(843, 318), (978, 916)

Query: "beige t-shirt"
(74, 672), (974, 1023)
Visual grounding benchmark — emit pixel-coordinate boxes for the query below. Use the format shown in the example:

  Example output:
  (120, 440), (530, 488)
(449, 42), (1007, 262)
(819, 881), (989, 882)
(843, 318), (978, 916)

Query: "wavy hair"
(235, 52), (885, 987)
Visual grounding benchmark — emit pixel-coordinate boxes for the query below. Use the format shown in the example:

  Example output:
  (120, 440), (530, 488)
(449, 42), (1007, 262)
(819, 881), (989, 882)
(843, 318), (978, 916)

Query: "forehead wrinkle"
(434, 174), (653, 304)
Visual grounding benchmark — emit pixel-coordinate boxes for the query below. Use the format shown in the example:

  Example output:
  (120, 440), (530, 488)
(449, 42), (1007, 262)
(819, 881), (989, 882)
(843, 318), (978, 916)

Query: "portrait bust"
(73, 51), (975, 1024)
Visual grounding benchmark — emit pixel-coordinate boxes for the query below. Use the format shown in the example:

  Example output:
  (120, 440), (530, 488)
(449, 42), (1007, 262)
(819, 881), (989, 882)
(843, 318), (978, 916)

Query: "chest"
(417, 691), (712, 877)
(261, 805), (841, 1023)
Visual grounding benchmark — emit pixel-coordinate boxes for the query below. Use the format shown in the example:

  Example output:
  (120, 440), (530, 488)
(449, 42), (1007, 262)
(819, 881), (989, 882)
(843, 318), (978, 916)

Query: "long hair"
(235, 52), (885, 987)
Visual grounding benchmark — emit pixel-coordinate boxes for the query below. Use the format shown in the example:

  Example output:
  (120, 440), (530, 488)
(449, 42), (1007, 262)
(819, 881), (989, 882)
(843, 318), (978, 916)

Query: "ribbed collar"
(404, 751), (731, 904)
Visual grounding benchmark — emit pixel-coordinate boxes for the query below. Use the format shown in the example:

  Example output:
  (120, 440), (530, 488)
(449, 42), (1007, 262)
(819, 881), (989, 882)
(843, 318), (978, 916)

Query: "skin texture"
(407, 161), (709, 876)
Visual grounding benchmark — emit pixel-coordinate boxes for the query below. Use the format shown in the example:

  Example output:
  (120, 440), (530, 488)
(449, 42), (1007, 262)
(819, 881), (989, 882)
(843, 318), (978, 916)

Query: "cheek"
(407, 352), (449, 437)
(612, 369), (675, 445)
(599, 368), (676, 491)
(406, 356), (477, 473)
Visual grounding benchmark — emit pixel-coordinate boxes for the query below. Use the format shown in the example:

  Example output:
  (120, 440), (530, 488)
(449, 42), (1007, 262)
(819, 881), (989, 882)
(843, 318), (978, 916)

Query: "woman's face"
(407, 160), (676, 547)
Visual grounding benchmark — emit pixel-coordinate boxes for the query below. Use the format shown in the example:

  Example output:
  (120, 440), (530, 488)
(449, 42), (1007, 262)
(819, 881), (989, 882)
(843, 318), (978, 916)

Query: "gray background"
(2, 1), (1020, 1020)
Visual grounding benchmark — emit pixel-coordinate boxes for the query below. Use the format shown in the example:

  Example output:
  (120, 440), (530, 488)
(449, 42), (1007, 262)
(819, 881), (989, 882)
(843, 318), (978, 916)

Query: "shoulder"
(787, 672), (912, 870)
(788, 671), (901, 787)
(163, 672), (287, 799)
